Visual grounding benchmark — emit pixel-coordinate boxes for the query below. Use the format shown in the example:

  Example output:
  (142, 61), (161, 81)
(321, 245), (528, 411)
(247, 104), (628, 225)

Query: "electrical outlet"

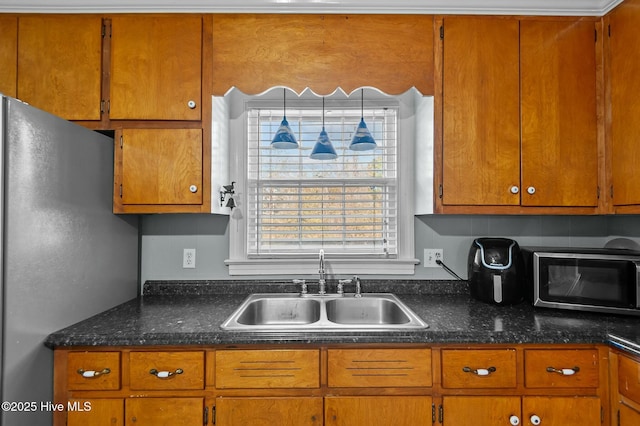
(183, 248), (196, 269)
(424, 249), (443, 268)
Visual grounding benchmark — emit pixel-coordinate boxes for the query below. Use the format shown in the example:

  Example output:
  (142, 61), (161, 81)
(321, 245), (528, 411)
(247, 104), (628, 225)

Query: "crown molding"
(0, 0), (625, 16)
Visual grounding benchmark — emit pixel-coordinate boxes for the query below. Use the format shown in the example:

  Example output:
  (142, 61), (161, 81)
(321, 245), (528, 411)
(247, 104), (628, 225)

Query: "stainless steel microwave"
(522, 247), (640, 316)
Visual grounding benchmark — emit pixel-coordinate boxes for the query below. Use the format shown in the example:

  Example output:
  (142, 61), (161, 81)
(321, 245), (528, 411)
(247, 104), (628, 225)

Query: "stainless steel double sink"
(220, 293), (429, 331)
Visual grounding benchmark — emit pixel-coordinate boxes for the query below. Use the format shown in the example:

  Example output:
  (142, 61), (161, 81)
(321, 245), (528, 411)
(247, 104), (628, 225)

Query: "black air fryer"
(468, 238), (524, 305)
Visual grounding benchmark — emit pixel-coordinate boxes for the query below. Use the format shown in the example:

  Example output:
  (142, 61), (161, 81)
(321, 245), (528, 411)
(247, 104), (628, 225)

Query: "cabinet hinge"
(608, 24), (611, 38)
(597, 186), (600, 200)
(432, 403), (436, 423)
(440, 25), (444, 40)
(119, 184), (123, 199)
(610, 185), (614, 199)
(120, 135), (123, 149)
(203, 406), (208, 425)
(595, 28), (598, 42)
(102, 20), (112, 38)
(439, 183), (443, 199)
(617, 408), (621, 426)
(212, 406), (216, 425)
(601, 406), (604, 424)
(438, 404), (444, 423)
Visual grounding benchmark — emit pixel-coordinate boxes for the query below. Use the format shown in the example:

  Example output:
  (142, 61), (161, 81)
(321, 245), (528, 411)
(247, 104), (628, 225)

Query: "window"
(247, 104), (397, 257)
(223, 88), (428, 276)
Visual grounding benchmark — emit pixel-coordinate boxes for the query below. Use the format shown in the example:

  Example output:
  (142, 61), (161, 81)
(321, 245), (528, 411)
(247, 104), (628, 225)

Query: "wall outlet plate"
(424, 249), (443, 267)
(183, 248), (196, 269)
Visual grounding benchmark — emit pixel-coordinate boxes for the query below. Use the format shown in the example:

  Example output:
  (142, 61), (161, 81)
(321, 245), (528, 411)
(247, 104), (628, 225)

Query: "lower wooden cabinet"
(216, 397), (322, 426)
(619, 403), (640, 425)
(126, 398), (204, 425)
(67, 399), (123, 426)
(612, 350), (640, 426)
(325, 396), (432, 426)
(53, 344), (613, 426)
(442, 395), (600, 426)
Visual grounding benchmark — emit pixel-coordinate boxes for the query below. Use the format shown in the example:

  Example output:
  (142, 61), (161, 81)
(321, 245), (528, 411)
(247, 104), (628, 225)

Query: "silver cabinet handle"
(510, 186), (519, 194)
(509, 415), (520, 425)
(530, 414), (541, 425)
(149, 368), (183, 378)
(546, 366), (580, 376)
(462, 366), (496, 376)
(189, 185), (198, 193)
(187, 100), (197, 109)
(527, 186), (536, 195)
(77, 368), (110, 378)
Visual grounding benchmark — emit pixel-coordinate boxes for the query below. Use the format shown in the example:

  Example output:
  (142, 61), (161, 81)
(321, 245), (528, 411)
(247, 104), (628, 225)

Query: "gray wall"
(140, 214), (640, 285)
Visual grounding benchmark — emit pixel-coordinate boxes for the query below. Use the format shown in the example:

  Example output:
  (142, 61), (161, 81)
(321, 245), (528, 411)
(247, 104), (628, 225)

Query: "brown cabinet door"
(620, 404), (640, 426)
(118, 128), (203, 206)
(17, 15), (103, 120)
(442, 17), (520, 206)
(110, 16), (202, 121)
(67, 399), (123, 426)
(520, 20), (598, 207)
(610, 1), (640, 206)
(522, 396), (601, 425)
(0, 16), (17, 98)
(125, 398), (203, 425)
(325, 396), (432, 426)
(216, 397), (323, 426)
(442, 396), (521, 426)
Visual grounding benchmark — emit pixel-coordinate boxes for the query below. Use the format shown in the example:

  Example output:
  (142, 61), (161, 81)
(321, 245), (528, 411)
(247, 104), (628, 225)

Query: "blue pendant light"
(271, 89), (299, 149)
(310, 97), (338, 160)
(349, 89), (377, 151)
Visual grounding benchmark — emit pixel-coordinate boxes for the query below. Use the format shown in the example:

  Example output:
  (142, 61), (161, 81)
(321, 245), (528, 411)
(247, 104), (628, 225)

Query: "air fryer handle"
(493, 274), (503, 303)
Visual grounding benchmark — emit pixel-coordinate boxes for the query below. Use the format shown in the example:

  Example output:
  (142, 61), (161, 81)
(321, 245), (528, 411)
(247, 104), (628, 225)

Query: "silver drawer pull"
(546, 366), (579, 376)
(149, 368), (183, 378)
(77, 368), (110, 378)
(462, 366), (496, 376)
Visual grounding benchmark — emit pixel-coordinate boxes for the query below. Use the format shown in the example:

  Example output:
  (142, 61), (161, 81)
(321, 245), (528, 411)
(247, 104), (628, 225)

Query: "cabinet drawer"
(328, 348), (432, 388)
(442, 349), (517, 389)
(129, 351), (204, 390)
(524, 349), (599, 388)
(67, 352), (121, 390)
(215, 349), (320, 389)
(619, 354), (640, 403)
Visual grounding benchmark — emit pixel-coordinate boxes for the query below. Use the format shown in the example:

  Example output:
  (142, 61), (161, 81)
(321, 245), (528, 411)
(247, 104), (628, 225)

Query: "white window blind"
(246, 103), (398, 257)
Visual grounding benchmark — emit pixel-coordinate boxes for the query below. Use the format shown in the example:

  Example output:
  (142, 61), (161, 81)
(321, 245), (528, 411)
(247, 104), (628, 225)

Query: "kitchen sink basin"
(236, 297), (321, 325)
(221, 293), (428, 331)
(325, 297), (411, 325)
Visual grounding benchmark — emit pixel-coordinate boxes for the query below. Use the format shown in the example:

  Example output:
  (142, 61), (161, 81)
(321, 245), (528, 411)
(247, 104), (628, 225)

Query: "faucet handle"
(337, 279), (352, 295)
(293, 279), (307, 295)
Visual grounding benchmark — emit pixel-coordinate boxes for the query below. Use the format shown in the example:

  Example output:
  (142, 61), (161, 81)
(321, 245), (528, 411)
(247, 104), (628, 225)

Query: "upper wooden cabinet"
(109, 16), (202, 121)
(441, 17), (521, 207)
(608, 0), (640, 210)
(439, 17), (599, 213)
(17, 15), (103, 121)
(114, 128), (203, 212)
(0, 16), (17, 98)
(520, 19), (599, 208)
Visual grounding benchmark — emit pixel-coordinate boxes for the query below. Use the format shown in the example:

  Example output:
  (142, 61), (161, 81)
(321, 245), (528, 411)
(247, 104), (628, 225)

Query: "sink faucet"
(318, 249), (327, 295)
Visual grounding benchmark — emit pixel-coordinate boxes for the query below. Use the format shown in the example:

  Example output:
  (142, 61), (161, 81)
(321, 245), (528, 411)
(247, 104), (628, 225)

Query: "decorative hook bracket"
(220, 182), (236, 209)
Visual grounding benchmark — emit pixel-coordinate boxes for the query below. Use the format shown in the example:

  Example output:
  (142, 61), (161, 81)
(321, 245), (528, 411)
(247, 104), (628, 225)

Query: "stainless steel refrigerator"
(0, 95), (139, 425)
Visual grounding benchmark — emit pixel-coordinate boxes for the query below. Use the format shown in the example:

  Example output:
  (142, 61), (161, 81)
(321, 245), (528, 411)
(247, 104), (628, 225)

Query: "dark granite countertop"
(44, 280), (640, 351)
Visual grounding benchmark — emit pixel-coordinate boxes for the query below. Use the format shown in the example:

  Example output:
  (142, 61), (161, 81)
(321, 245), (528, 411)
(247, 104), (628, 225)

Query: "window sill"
(225, 258), (419, 276)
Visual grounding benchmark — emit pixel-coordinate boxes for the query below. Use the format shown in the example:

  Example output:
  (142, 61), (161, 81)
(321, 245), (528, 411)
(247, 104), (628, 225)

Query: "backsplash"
(140, 214), (640, 285)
